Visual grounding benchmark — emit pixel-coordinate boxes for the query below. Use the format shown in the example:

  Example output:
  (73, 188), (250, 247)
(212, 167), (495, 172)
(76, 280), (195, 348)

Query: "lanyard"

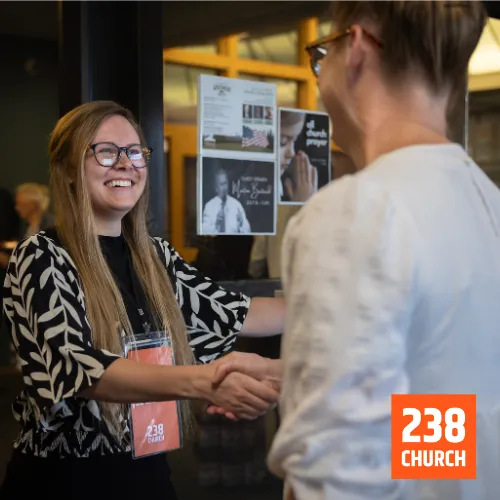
(118, 244), (155, 335)
(112, 241), (177, 335)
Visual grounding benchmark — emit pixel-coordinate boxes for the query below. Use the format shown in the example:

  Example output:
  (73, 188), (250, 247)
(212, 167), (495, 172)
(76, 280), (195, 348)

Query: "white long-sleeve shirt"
(268, 143), (500, 500)
(202, 195), (251, 235)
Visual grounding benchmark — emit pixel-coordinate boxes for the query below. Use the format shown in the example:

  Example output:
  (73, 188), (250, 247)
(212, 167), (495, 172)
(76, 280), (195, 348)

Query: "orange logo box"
(391, 394), (476, 480)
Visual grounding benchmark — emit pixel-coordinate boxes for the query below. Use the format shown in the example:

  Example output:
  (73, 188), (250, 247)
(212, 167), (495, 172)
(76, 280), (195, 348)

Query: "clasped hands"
(204, 352), (282, 421)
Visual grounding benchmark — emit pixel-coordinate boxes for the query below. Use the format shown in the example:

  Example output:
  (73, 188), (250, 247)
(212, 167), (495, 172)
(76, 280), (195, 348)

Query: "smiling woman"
(84, 116), (151, 235)
(0, 100), (285, 500)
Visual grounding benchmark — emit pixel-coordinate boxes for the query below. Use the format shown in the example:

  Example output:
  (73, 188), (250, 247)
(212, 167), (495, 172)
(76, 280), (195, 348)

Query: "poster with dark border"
(197, 75), (278, 236)
(198, 157), (276, 236)
(278, 107), (331, 205)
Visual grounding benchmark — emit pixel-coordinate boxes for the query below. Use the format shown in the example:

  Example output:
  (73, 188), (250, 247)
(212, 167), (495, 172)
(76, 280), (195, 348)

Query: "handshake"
(203, 352), (282, 421)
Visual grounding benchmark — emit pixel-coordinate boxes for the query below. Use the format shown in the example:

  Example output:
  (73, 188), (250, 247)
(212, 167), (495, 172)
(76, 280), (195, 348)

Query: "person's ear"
(345, 25), (368, 86)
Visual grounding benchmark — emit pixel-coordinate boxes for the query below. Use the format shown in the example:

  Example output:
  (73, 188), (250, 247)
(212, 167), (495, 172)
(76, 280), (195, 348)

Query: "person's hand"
(284, 151), (318, 202)
(203, 357), (279, 421)
(206, 352), (282, 420)
(0, 251), (10, 269)
(213, 352), (282, 390)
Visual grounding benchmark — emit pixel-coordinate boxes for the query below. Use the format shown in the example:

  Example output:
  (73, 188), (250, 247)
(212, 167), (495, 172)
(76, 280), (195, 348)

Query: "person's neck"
(94, 217), (122, 237)
(346, 88), (450, 170)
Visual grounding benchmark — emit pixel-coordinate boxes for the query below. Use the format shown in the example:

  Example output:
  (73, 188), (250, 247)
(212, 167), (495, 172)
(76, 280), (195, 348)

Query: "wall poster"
(277, 108), (331, 205)
(197, 75), (277, 236)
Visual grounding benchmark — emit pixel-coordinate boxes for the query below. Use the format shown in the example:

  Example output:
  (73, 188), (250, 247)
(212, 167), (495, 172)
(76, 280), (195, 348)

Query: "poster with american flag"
(197, 75), (278, 237)
(242, 126), (270, 149)
(197, 74), (276, 160)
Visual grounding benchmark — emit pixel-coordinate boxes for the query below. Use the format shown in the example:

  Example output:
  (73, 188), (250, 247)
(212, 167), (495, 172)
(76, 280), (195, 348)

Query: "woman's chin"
(99, 201), (136, 217)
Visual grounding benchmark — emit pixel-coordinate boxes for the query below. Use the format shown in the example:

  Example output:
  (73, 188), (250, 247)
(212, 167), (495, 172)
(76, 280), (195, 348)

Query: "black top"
(2, 227), (251, 459)
(99, 233), (154, 334)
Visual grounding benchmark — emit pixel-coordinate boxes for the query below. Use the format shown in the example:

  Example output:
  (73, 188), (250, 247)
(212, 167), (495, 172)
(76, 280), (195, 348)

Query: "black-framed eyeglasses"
(305, 27), (383, 78)
(88, 142), (153, 169)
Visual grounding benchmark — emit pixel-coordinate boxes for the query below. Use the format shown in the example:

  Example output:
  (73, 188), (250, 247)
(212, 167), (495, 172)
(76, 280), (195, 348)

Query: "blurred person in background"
(15, 182), (54, 237)
(248, 205), (300, 279)
(248, 150), (355, 280)
(248, 111), (322, 280)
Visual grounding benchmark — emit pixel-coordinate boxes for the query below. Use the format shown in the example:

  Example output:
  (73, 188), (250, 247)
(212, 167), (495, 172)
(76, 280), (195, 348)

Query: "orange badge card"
(127, 346), (182, 458)
(391, 394), (476, 480)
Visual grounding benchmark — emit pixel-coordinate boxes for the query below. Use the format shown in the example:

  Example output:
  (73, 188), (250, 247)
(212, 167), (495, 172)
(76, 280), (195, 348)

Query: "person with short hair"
(270, 2), (494, 498)
(216, 2), (497, 499)
(15, 182), (54, 237)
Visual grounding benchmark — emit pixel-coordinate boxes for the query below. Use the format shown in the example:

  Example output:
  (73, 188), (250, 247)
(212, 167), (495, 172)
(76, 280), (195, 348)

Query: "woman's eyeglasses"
(305, 27), (383, 78)
(88, 142), (153, 169)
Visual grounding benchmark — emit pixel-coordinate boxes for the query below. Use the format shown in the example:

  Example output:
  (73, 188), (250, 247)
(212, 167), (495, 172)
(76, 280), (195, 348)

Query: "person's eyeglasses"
(305, 27), (383, 78)
(88, 142), (153, 169)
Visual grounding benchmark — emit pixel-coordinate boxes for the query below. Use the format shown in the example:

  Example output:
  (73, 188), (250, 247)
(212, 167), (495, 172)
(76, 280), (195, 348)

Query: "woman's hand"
(284, 151), (318, 202)
(213, 352), (282, 391)
(206, 352), (283, 420)
(207, 353), (279, 420)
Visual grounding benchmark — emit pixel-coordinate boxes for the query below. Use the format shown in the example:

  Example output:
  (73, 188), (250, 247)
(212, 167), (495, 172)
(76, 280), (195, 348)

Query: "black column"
(58, 0), (166, 237)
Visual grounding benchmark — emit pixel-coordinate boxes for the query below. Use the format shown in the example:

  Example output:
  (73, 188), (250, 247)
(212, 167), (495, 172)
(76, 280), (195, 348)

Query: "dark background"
(0, 35), (58, 191)
(201, 157), (276, 234)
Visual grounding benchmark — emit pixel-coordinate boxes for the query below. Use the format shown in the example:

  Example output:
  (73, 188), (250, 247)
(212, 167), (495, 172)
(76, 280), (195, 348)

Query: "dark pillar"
(57, 1), (166, 237)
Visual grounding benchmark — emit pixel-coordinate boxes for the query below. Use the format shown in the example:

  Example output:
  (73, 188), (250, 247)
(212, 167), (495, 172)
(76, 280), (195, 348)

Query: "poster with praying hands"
(278, 108), (331, 205)
(197, 75), (278, 236)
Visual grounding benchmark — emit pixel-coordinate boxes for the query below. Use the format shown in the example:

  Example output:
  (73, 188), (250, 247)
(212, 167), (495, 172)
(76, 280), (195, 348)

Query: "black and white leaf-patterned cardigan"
(2, 231), (251, 458)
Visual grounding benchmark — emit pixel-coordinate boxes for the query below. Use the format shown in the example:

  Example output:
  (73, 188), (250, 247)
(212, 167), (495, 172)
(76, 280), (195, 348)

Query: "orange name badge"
(391, 394), (476, 480)
(127, 346), (181, 458)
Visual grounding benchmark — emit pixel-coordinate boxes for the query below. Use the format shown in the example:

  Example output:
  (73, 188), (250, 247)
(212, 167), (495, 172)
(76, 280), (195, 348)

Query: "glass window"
(238, 74), (298, 108)
(180, 43), (217, 54)
(469, 19), (500, 76)
(163, 64), (218, 125)
(318, 20), (332, 38)
(238, 29), (298, 65)
(468, 90), (500, 186)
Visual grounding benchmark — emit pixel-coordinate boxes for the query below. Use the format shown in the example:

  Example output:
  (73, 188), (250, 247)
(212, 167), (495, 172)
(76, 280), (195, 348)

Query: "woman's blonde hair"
(330, 0), (486, 94)
(48, 100), (195, 438)
(16, 183), (50, 212)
